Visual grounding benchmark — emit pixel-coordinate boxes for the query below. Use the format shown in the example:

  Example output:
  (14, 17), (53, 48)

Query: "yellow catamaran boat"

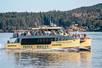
(5, 26), (91, 51)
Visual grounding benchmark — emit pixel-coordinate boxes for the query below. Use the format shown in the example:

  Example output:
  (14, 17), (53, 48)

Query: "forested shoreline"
(0, 3), (102, 32)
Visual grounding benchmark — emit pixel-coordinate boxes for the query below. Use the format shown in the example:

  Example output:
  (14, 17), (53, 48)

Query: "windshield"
(8, 38), (19, 43)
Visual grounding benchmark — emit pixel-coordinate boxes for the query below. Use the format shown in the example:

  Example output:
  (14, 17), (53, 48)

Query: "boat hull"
(5, 39), (80, 51)
(80, 38), (91, 51)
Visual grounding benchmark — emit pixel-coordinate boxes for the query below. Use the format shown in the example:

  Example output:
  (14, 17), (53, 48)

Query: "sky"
(0, 0), (102, 12)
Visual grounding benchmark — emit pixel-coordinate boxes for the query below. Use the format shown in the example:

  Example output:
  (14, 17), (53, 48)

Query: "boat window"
(8, 38), (19, 43)
(21, 38), (54, 45)
(15, 38), (20, 43)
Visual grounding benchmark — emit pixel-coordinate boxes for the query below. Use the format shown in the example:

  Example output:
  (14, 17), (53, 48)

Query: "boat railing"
(13, 29), (89, 41)
(13, 30), (65, 38)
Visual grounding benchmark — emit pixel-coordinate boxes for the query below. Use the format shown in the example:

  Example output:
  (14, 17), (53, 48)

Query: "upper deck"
(11, 26), (81, 45)
(13, 26), (67, 38)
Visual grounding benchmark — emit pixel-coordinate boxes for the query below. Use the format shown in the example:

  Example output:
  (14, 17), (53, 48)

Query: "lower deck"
(5, 39), (80, 49)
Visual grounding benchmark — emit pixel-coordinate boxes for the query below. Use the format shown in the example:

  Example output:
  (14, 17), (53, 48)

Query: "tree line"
(0, 3), (102, 32)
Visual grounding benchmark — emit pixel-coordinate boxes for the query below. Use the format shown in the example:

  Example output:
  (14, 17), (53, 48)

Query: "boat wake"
(0, 43), (4, 49)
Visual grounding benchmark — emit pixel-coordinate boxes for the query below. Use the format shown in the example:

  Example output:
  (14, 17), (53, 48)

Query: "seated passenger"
(27, 31), (31, 36)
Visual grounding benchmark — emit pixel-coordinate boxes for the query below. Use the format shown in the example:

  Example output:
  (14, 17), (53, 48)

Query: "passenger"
(83, 34), (89, 39)
(80, 34), (88, 41)
(72, 34), (75, 38)
(56, 31), (60, 35)
(77, 34), (80, 38)
(39, 30), (43, 36)
(16, 32), (19, 37)
(81, 34), (86, 38)
(50, 30), (56, 35)
(66, 31), (69, 34)
(41, 30), (45, 36)
(23, 32), (26, 36)
(21, 32), (24, 36)
(7, 40), (10, 43)
(75, 34), (80, 38)
(27, 31), (31, 36)
(44, 31), (49, 36)
(29, 30), (33, 36)
(75, 34), (77, 38)
(13, 32), (19, 38)
(33, 30), (37, 36)
(63, 32), (66, 35)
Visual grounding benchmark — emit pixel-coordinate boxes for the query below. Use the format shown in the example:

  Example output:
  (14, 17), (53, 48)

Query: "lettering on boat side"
(52, 44), (61, 46)
(37, 45), (48, 49)
(56, 41), (72, 43)
(8, 45), (16, 47)
(23, 45), (32, 48)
